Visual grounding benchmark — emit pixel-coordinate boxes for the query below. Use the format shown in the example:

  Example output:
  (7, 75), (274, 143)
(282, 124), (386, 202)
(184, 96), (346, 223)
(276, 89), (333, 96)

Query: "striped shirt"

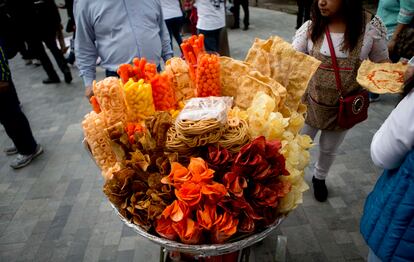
(0, 41), (11, 82)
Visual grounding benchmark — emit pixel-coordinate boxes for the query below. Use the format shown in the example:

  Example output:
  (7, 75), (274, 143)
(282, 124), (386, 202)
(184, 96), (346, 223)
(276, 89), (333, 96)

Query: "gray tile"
(281, 225), (321, 254)
(338, 243), (364, 260)
(116, 250), (135, 262)
(332, 230), (353, 244)
(118, 236), (136, 251)
(328, 197), (347, 209)
(99, 245), (118, 261)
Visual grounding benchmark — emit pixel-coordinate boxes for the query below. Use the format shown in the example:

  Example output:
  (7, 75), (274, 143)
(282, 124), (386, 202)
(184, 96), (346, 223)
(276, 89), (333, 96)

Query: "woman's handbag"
(325, 28), (369, 129)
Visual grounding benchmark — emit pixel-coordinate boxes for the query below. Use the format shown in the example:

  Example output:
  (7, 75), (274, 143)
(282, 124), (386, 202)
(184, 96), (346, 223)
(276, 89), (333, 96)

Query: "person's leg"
(296, 0), (304, 29)
(232, 0), (241, 29)
(198, 29), (221, 52)
(8, 77), (21, 106)
(301, 123), (319, 141)
(0, 81), (38, 157)
(165, 18), (175, 50)
(43, 34), (72, 83)
(30, 40), (60, 82)
(56, 25), (68, 53)
(241, 0), (249, 30)
(67, 32), (76, 65)
(311, 128), (348, 202)
(315, 129), (348, 180)
(170, 17), (184, 48)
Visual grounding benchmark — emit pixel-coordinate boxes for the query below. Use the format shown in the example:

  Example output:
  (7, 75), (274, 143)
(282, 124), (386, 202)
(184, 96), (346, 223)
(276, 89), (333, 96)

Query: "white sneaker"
(32, 59), (41, 66)
(10, 145), (43, 169)
(3, 146), (18, 156)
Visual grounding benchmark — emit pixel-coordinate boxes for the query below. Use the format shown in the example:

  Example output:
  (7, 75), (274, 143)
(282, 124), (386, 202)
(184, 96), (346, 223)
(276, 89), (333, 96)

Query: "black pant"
(197, 28), (222, 53)
(31, 34), (70, 80)
(0, 81), (37, 155)
(234, 0), (249, 28)
(165, 17), (183, 50)
(296, 0), (312, 29)
(43, 34), (70, 76)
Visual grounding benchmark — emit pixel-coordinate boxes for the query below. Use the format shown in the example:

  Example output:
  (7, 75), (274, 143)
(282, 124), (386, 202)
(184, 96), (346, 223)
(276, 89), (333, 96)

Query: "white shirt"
(196, 0), (225, 31)
(371, 89), (414, 170)
(161, 0), (183, 20)
(292, 16), (389, 62)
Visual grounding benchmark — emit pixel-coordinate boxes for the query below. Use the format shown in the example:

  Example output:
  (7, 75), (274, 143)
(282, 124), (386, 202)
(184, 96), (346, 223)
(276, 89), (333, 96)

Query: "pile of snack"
(82, 35), (321, 245)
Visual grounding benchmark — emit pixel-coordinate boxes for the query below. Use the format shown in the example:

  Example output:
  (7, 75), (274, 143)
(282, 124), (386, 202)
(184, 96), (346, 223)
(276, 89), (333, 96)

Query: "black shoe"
(312, 176), (328, 202)
(231, 25), (240, 30)
(243, 25), (249, 31)
(42, 77), (61, 84)
(63, 69), (72, 84)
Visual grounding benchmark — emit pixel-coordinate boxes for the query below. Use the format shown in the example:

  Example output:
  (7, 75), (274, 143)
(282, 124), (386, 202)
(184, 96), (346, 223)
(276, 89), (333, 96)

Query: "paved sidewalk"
(0, 7), (398, 262)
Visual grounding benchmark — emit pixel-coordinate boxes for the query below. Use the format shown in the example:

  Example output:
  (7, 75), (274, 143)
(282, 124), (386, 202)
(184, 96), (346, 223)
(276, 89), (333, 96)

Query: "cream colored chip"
(357, 60), (407, 94)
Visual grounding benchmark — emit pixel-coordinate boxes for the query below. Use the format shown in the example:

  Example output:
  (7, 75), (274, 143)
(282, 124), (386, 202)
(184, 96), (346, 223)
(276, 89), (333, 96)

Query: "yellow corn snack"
(122, 78), (155, 121)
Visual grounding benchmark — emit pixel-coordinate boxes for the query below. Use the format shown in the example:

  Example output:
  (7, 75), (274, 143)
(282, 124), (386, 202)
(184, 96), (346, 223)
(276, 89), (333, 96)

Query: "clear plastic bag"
(177, 97), (233, 124)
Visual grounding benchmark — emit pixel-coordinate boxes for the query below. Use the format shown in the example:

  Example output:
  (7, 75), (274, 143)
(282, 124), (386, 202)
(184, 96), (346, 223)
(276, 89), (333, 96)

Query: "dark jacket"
(32, 0), (62, 36)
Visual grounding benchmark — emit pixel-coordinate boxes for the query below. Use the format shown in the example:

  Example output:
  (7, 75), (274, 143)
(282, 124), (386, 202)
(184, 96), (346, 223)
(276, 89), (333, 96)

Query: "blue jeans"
(165, 16), (183, 50)
(368, 248), (382, 262)
(197, 28), (223, 53)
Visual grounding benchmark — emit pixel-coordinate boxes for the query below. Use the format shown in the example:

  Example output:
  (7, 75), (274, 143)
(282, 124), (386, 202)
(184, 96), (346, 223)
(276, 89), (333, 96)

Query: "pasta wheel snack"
(93, 77), (127, 127)
(82, 112), (117, 175)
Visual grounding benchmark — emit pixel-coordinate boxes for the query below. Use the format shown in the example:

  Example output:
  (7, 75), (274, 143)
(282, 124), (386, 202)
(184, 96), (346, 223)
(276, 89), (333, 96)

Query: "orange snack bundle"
(151, 72), (177, 111)
(125, 122), (145, 144)
(117, 58), (157, 83)
(196, 53), (221, 97)
(89, 96), (101, 113)
(181, 34), (205, 82)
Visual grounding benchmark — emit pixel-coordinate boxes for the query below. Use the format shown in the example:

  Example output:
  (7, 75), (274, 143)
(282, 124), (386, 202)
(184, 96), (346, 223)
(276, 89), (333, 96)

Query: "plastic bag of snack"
(177, 97), (233, 124)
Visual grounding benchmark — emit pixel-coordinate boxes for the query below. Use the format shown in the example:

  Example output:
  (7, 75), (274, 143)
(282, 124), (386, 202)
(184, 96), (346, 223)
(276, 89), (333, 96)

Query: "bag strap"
(325, 27), (343, 96)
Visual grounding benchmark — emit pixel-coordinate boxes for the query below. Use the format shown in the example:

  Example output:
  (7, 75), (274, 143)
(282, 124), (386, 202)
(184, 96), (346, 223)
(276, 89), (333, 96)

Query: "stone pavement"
(0, 7), (399, 262)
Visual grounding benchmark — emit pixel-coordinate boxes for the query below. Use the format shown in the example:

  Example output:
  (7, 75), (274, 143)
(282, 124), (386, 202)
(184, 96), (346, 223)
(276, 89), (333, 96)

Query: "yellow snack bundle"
(123, 78), (155, 121)
(93, 77), (127, 127)
(278, 134), (313, 213)
(82, 112), (117, 176)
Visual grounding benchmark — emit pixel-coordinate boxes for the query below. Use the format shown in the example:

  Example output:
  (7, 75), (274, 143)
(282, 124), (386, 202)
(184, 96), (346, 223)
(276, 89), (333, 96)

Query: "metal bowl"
(112, 203), (285, 257)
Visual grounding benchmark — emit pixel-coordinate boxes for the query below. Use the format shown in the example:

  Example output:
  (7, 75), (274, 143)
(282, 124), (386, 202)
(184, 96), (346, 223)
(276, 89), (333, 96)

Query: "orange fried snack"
(125, 123), (145, 144)
(151, 73), (177, 111)
(211, 211), (239, 244)
(117, 58), (158, 84)
(89, 96), (101, 113)
(181, 34), (206, 83)
(196, 53), (221, 97)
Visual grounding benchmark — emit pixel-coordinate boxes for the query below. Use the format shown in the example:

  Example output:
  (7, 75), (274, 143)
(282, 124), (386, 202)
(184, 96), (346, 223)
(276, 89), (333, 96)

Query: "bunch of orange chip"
(156, 157), (238, 244)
